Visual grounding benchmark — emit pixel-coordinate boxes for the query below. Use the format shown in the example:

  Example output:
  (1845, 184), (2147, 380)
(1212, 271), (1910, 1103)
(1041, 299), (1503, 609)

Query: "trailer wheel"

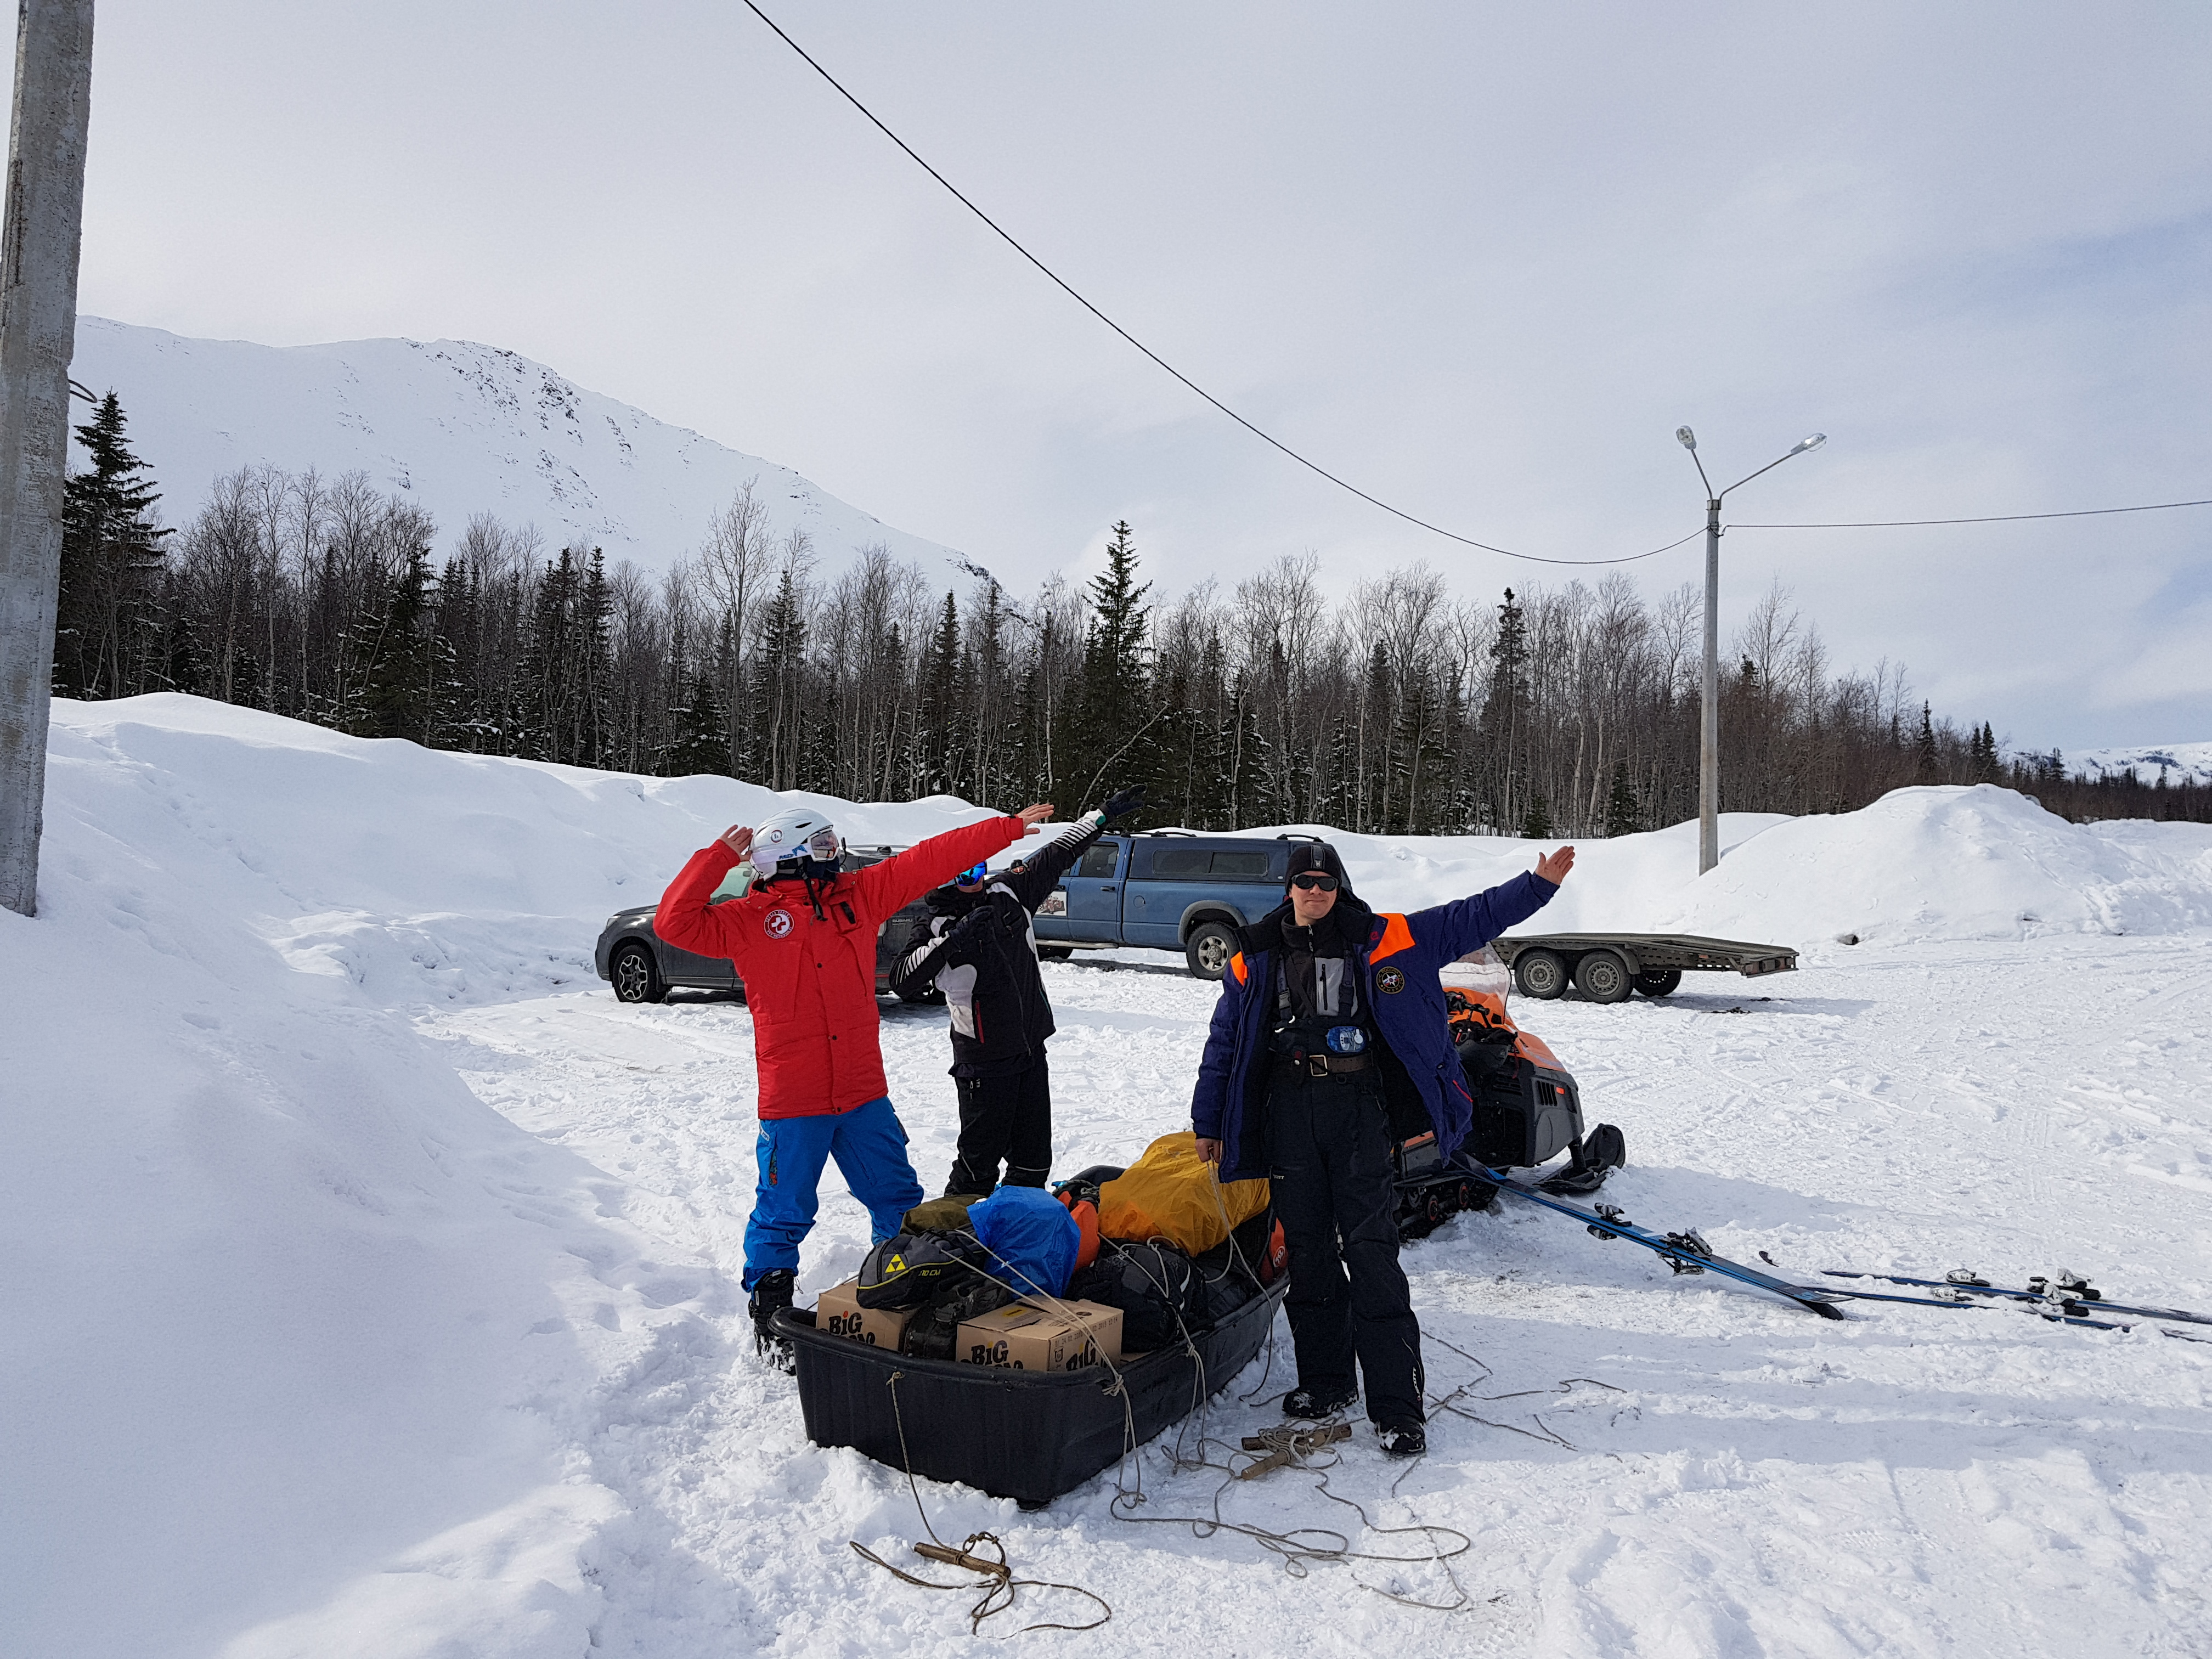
(1514, 948), (1568, 1000)
(1634, 968), (1683, 997)
(1574, 950), (1634, 1003)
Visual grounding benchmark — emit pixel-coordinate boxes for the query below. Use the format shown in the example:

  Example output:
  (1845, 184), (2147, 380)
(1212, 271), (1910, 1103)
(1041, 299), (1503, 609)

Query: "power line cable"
(1733, 498), (2212, 529)
(737, 0), (1695, 569)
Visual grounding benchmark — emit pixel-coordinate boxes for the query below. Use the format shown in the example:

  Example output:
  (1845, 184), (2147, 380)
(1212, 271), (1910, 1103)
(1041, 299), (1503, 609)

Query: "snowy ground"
(418, 937), (2212, 1658)
(8, 696), (2212, 1657)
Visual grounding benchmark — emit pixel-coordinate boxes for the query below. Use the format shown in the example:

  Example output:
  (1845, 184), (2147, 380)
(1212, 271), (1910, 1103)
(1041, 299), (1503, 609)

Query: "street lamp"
(1676, 427), (1826, 876)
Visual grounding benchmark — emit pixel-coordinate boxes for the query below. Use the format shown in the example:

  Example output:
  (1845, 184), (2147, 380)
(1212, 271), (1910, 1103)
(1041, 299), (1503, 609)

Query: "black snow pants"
(1264, 1064), (1425, 1426)
(946, 1052), (1052, 1195)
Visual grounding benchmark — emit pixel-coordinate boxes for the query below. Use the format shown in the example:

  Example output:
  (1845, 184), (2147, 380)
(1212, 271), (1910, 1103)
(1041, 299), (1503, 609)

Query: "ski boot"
(748, 1269), (796, 1372)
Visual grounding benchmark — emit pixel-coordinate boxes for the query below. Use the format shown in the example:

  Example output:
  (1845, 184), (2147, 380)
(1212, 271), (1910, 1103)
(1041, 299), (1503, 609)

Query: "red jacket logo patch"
(764, 909), (794, 939)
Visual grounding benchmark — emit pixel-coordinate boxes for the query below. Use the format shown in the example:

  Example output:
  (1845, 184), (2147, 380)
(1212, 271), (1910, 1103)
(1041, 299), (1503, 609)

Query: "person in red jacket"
(653, 800), (1053, 1355)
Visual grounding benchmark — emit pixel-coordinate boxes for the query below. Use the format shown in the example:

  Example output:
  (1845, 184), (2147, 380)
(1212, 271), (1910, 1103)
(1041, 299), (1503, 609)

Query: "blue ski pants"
(743, 1095), (925, 1289)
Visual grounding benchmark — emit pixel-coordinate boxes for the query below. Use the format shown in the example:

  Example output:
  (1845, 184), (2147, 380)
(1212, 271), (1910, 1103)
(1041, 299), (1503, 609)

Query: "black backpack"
(899, 1276), (1019, 1361)
(856, 1228), (984, 1310)
(1068, 1239), (1203, 1352)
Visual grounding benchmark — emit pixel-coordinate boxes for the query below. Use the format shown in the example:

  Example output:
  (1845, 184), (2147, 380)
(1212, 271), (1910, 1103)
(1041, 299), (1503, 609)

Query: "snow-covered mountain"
(69, 317), (968, 576)
(2069, 741), (2212, 787)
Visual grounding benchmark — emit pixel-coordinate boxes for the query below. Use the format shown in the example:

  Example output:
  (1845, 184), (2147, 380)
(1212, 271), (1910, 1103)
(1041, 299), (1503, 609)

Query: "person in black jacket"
(893, 786), (1145, 1194)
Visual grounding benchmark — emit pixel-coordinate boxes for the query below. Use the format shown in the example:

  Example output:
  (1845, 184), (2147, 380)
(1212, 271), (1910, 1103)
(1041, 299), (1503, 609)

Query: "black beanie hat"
(1284, 839), (1357, 901)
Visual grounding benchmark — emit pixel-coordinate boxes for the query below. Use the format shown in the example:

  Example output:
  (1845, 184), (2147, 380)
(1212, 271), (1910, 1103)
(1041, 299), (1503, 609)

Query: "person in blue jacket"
(1193, 838), (1575, 1455)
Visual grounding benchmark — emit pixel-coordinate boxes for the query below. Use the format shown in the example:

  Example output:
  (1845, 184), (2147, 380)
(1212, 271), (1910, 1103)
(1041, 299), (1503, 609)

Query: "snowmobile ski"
(1819, 1267), (2212, 1336)
(1489, 1174), (1852, 1319)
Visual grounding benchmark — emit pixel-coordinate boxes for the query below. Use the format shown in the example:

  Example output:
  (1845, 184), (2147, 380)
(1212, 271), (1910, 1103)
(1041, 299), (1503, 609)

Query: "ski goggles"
(1289, 872), (1339, 892)
(955, 862), (990, 886)
(800, 827), (840, 862)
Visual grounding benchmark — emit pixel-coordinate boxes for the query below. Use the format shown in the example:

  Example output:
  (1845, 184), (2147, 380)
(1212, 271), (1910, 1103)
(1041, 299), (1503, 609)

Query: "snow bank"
(9, 694), (2212, 1655)
(5, 696), (1011, 1657)
(1270, 787), (2212, 950)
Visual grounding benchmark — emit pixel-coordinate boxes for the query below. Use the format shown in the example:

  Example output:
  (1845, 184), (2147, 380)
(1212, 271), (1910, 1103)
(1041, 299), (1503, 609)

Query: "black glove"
(943, 906), (994, 953)
(991, 890), (1029, 934)
(1098, 783), (1146, 824)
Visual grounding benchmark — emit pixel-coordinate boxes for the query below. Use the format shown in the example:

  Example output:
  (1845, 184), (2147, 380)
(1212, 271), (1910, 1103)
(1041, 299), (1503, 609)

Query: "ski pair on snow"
(1490, 1169), (2211, 1341)
(1818, 1267), (2212, 1341)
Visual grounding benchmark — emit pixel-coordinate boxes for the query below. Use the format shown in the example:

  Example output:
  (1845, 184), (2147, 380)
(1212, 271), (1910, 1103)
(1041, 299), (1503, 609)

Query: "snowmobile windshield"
(1440, 944), (1513, 1007)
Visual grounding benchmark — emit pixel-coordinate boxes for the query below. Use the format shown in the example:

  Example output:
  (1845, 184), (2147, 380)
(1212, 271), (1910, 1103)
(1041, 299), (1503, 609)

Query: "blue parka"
(1190, 871), (1560, 1181)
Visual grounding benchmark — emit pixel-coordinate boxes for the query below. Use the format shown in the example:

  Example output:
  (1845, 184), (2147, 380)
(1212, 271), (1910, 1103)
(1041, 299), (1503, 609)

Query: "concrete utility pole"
(1675, 426), (1826, 877)
(0, 1), (95, 918)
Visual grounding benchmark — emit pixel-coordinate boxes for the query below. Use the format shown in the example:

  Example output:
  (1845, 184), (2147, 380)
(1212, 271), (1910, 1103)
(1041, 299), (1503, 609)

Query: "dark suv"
(593, 844), (936, 1004)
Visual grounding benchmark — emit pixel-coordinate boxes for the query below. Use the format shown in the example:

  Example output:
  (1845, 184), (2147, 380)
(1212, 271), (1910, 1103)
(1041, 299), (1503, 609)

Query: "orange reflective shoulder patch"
(1372, 912), (1416, 962)
(1229, 951), (1248, 984)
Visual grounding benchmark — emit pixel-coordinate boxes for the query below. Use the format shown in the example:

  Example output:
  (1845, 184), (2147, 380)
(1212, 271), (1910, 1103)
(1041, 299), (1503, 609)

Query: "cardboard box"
(957, 1299), (1125, 1373)
(815, 1279), (918, 1350)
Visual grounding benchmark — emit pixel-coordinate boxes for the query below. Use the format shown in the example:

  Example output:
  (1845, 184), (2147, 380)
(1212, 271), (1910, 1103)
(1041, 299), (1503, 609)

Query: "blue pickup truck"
(1029, 831), (1303, 978)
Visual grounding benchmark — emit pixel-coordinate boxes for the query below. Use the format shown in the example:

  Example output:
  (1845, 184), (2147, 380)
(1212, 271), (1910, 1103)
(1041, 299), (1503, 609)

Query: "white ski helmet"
(752, 806), (840, 872)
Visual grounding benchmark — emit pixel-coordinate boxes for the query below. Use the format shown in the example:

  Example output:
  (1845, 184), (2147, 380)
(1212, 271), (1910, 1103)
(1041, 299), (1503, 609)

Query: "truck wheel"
(1634, 968), (1683, 997)
(1514, 949), (1568, 1000)
(896, 983), (946, 1006)
(1184, 921), (1240, 980)
(1037, 945), (1074, 961)
(1574, 950), (1634, 1003)
(611, 943), (666, 1005)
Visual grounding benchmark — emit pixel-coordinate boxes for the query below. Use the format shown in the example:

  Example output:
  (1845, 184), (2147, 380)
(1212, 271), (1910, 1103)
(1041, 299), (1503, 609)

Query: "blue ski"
(1488, 1173), (1857, 1319)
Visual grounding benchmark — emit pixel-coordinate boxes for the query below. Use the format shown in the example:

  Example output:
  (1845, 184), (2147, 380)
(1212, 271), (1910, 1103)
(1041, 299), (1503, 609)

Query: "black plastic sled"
(775, 1276), (1288, 1508)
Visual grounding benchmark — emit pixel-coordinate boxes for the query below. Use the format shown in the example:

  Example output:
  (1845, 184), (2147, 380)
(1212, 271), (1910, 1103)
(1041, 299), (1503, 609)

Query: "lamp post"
(1675, 427), (1826, 876)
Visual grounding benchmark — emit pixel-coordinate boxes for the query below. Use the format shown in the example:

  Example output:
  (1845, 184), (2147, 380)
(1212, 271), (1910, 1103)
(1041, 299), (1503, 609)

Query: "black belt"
(1272, 1052), (1372, 1079)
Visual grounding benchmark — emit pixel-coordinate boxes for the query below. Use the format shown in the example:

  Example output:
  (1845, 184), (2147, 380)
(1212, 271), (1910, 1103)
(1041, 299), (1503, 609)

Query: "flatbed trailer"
(1492, 932), (1797, 1003)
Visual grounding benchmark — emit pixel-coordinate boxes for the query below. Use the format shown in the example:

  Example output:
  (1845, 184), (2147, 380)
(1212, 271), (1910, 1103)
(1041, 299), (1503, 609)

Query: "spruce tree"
(917, 591), (961, 793)
(1604, 759), (1640, 837)
(1478, 589), (1530, 830)
(1070, 522), (1152, 806)
(661, 673), (731, 777)
(358, 545), (455, 743)
(1916, 701), (1939, 783)
(55, 391), (171, 698)
(1521, 794), (1554, 840)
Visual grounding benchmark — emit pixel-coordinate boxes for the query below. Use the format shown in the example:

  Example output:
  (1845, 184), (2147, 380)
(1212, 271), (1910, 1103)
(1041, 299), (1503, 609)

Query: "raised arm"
(999, 816), (1103, 912)
(651, 840), (753, 962)
(850, 808), (1043, 922)
(1403, 848), (1574, 965)
(1001, 785), (1143, 911)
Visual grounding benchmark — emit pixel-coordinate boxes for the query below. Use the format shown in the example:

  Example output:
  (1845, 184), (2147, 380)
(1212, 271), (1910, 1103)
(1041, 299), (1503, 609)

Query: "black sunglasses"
(1289, 872), (1339, 892)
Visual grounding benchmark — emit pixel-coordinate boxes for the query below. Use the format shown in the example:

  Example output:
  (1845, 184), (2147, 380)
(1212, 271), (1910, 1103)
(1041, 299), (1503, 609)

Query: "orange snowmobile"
(1392, 951), (1626, 1239)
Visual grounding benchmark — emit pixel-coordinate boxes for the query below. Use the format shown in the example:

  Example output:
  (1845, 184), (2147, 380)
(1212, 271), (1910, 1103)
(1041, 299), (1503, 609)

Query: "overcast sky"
(54, 1), (2212, 753)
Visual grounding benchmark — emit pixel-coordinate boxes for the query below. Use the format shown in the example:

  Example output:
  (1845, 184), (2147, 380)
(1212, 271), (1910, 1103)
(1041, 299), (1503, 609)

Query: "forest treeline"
(52, 397), (2212, 831)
